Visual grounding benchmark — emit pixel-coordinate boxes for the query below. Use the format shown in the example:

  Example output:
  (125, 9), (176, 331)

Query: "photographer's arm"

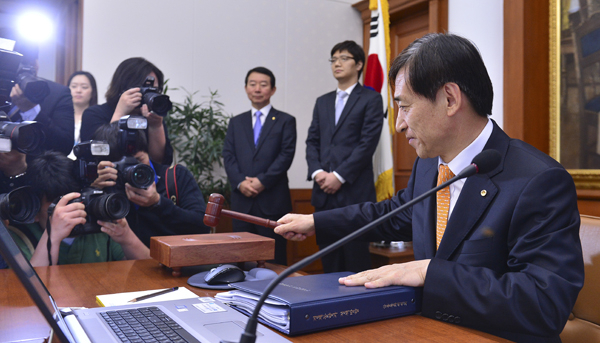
(141, 104), (168, 164)
(98, 218), (150, 260)
(30, 193), (87, 267)
(111, 88), (141, 122)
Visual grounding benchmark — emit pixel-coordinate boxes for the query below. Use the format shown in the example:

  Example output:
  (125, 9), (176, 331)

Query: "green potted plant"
(164, 88), (231, 204)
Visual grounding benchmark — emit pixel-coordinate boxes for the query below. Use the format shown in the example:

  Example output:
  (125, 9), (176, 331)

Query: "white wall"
(81, 0), (504, 190)
(448, 0), (504, 128)
(82, 0), (362, 189)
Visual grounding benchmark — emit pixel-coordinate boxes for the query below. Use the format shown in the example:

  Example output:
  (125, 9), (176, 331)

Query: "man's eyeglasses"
(329, 56), (354, 64)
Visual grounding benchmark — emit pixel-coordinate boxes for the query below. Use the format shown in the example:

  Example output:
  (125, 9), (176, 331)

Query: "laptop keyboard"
(100, 306), (201, 343)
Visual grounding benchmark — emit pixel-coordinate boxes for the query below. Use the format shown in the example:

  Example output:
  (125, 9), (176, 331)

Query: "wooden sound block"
(150, 232), (275, 276)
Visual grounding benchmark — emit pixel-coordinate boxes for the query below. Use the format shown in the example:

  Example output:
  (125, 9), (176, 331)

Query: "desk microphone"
(237, 149), (502, 343)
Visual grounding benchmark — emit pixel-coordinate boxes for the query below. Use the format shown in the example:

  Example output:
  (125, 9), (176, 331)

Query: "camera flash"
(0, 137), (11, 153)
(126, 117), (148, 130)
(90, 143), (110, 156)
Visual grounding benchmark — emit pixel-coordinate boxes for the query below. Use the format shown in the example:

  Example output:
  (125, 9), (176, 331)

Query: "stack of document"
(215, 290), (290, 331)
(215, 272), (421, 335)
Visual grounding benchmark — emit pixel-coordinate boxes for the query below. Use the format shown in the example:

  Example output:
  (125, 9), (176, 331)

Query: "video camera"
(139, 76), (172, 116)
(0, 47), (49, 112)
(113, 115), (155, 190)
(0, 111), (45, 154)
(0, 186), (40, 224)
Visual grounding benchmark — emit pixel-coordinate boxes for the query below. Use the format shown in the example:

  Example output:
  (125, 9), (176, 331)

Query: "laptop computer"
(0, 221), (290, 343)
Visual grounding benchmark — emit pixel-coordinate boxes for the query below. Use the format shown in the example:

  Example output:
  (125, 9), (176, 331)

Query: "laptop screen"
(0, 221), (75, 343)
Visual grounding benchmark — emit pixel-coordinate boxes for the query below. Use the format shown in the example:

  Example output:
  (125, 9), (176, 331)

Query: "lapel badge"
(480, 190), (487, 197)
(272, 117), (275, 120)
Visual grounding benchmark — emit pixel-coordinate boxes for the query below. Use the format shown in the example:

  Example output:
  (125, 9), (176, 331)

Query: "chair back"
(560, 215), (600, 343)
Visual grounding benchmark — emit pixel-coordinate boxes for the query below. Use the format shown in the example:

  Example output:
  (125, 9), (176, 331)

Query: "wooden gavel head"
(204, 193), (225, 227)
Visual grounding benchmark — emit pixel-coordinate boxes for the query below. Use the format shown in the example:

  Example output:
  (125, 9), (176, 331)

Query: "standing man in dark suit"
(275, 33), (584, 342)
(306, 40), (384, 273)
(223, 67), (296, 265)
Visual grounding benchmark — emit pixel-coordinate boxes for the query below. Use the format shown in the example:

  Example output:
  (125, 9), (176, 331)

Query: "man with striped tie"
(274, 33), (583, 342)
(222, 67), (296, 266)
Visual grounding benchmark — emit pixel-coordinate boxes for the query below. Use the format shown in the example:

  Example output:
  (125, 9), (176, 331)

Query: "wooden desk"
(0, 259), (510, 343)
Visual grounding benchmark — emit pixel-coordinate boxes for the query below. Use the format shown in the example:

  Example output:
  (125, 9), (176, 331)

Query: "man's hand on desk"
(339, 259), (431, 288)
(274, 213), (315, 241)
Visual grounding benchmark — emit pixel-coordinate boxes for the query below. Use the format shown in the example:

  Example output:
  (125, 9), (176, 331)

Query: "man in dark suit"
(275, 33), (584, 342)
(306, 40), (383, 273)
(222, 67), (296, 265)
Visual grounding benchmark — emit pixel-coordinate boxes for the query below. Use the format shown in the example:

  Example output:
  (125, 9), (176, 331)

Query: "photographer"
(4, 36), (74, 156)
(4, 151), (149, 267)
(91, 122), (210, 247)
(80, 57), (173, 165)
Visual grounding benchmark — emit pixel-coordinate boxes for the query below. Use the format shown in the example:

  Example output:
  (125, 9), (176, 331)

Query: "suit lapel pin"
(272, 117), (275, 120)
(480, 190), (487, 197)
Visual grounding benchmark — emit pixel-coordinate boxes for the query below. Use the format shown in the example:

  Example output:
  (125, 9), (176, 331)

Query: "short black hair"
(92, 122), (148, 162)
(331, 40), (366, 79)
(67, 71), (99, 106)
(245, 67), (276, 88)
(28, 151), (79, 202)
(388, 33), (493, 117)
(105, 57), (164, 106)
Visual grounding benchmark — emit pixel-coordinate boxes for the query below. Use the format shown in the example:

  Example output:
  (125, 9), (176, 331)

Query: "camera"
(113, 116), (155, 189)
(0, 186), (40, 224)
(139, 76), (172, 116)
(113, 156), (155, 190)
(73, 140), (110, 186)
(0, 48), (49, 111)
(0, 112), (45, 154)
(66, 188), (130, 237)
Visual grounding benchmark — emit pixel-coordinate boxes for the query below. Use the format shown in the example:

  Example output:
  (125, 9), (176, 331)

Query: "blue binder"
(230, 271), (422, 335)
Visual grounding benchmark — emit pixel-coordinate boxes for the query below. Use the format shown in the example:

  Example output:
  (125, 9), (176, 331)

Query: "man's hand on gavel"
(273, 213), (315, 241)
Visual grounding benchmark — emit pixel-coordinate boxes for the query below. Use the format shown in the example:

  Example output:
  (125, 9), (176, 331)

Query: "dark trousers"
(232, 204), (288, 266)
(316, 197), (372, 274)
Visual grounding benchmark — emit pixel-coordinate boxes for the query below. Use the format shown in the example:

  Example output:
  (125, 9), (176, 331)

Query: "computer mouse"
(204, 264), (246, 285)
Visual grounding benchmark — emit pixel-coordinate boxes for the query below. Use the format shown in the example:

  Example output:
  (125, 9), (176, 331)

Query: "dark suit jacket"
(314, 121), (584, 342)
(222, 108), (296, 216)
(306, 84), (383, 209)
(16, 80), (74, 155)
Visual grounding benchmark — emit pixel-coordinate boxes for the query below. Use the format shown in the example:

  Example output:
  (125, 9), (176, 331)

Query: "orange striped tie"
(436, 165), (454, 248)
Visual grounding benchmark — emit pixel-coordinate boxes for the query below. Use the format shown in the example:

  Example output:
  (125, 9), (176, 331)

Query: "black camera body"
(66, 187), (130, 237)
(73, 140), (110, 186)
(139, 76), (172, 116)
(0, 112), (45, 154)
(0, 48), (49, 112)
(112, 156), (155, 190)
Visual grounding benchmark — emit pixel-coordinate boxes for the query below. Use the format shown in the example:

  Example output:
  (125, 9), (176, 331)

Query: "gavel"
(204, 193), (280, 229)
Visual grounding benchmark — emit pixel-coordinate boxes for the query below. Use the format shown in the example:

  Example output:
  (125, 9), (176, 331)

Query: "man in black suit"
(276, 33), (583, 342)
(306, 41), (384, 273)
(222, 67), (296, 265)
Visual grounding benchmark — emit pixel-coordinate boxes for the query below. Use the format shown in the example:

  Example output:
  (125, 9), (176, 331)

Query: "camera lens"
(0, 122), (46, 154)
(0, 186), (40, 224)
(143, 93), (172, 116)
(17, 73), (50, 104)
(15, 124), (45, 154)
(124, 164), (155, 189)
(88, 192), (130, 221)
